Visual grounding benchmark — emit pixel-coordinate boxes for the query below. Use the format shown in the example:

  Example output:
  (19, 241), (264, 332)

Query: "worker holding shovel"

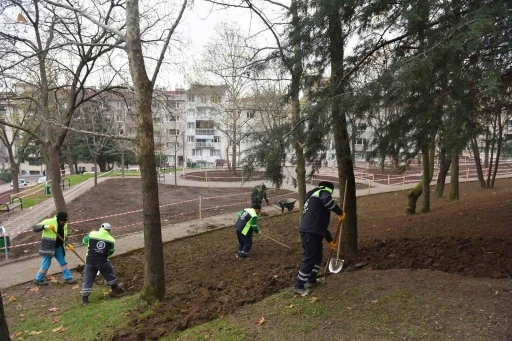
(80, 223), (124, 306)
(293, 181), (345, 295)
(32, 212), (77, 286)
(234, 203), (262, 260)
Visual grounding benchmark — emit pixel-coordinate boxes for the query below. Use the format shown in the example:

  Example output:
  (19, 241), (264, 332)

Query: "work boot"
(81, 296), (89, 306)
(110, 282), (125, 296)
(293, 287), (311, 296)
(34, 279), (49, 286)
(305, 277), (324, 289)
(64, 278), (77, 284)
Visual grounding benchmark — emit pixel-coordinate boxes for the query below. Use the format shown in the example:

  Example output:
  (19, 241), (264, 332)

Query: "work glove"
(337, 213), (346, 222)
(47, 225), (56, 231)
(329, 241), (337, 251)
(66, 244), (74, 251)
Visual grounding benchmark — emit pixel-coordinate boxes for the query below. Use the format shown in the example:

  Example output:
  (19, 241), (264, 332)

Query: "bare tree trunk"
(49, 146), (66, 212)
(449, 148), (459, 200)
(491, 113), (505, 188)
(471, 136), (487, 188)
(483, 129), (490, 169)
(66, 144), (76, 175)
(9, 149), (19, 193)
(94, 154), (98, 187)
(329, 1), (357, 255)
(435, 148), (451, 197)
(226, 145), (231, 172)
(290, 0), (306, 216)
(421, 147), (431, 213)
(0, 289), (10, 341)
(231, 125), (237, 175)
(126, 0), (165, 303)
(486, 114), (497, 187)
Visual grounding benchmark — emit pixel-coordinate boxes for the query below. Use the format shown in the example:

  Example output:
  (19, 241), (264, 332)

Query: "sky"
(159, 1), (286, 90)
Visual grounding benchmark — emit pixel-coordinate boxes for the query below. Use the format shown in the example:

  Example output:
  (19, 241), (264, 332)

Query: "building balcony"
(195, 142), (218, 148)
(195, 129), (215, 135)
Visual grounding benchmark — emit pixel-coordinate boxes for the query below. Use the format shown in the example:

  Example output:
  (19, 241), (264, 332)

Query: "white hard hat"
(101, 223), (112, 230)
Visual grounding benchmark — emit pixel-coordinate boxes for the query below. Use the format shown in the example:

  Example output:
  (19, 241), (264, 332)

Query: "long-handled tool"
(51, 228), (85, 263)
(259, 232), (291, 250)
(324, 180), (348, 275)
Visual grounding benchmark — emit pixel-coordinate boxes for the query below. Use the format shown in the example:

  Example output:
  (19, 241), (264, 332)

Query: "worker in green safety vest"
(32, 212), (77, 286)
(80, 223), (124, 306)
(234, 203), (262, 260)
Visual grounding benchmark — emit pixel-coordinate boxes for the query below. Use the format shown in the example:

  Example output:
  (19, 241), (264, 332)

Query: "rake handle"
(51, 228), (86, 264)
(259, 232), (291, 249)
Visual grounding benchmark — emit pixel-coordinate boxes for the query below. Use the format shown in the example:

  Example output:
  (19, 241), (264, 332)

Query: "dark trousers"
(81, 261), (118, 297)
(295, 232), (323, 289)
(236, 230), (253, 258)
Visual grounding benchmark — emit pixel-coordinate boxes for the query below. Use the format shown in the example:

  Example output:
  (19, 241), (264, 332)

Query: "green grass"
(8, 293), (140, 341)
(5, 173), (98, 209)
(161, 319), (250, 341)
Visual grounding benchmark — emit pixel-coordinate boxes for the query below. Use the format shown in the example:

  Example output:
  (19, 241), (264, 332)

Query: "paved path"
(1, 172), (510, 289)
(1, 177), (109, 238)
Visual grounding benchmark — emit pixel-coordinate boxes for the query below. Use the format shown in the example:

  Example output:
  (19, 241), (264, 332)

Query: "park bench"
(0, 197), (23, 213)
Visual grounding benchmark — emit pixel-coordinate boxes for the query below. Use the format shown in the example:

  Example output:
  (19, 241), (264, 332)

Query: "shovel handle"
(51, 228), (86, 264)
(323, 179), (348, 275)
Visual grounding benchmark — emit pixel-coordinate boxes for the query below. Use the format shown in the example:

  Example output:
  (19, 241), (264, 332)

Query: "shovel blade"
(328, 258), (345, 273)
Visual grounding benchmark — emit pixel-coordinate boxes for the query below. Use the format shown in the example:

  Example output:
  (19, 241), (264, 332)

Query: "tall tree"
(0, 289), (9, 341)
(45, 0), (188, 303)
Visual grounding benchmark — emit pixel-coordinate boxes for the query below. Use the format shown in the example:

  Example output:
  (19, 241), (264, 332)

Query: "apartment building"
(184, 84), (227, 168)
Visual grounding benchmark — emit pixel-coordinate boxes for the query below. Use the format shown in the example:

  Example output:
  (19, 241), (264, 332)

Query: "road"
(0, 175), (42, 195)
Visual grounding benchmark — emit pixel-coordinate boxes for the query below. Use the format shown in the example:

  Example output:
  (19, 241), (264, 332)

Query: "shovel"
(50, 228), (88, 275)
(324, 180), (348, 275)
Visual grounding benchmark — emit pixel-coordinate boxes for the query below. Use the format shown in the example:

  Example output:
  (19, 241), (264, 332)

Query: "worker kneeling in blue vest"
(234, 203), (262, 260)
(80, 223), (124, 305)
(294, 181), (345, 295)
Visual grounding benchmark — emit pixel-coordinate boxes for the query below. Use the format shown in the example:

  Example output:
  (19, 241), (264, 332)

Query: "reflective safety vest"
(36, 217), (68, 257)
(235, 208), (259, 236)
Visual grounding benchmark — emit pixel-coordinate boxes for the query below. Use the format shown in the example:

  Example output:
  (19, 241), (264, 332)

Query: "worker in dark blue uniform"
(234, 203), (262, 260)
(294, 181), (345, 295)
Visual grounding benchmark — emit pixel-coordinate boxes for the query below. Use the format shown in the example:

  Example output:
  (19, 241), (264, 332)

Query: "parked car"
(10, 179), (29, 187)
(37, 176), (47, 184)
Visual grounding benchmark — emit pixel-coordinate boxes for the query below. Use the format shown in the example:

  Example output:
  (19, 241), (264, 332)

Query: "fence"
(0, 188), (296, 260)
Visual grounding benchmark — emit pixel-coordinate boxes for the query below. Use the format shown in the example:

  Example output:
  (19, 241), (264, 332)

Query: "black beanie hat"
(251, 203), (262, 210)
(318, 181), (334, 190)
(56, 212), (68, 221)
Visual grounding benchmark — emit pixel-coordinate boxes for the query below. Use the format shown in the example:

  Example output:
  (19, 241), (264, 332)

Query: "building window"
(192, 149), (201, 156)
(166, 115), (180, 122)
(247, 110), (255, 119)
(213, 136), (220, 143)
(355, 138), (367, 145)
(196, 120), (214, 129)
(166, 142), (176, 149)
(187, 95), (195, 102)
(168, 129), (179, 135)
(187, 122), (195, 129)
(210, 150), (220, 157)
(166, 101), (180, 109)
(187, 109), (194, 117)
(28, 157), (40, 166)
(187, 136), (195, 142)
